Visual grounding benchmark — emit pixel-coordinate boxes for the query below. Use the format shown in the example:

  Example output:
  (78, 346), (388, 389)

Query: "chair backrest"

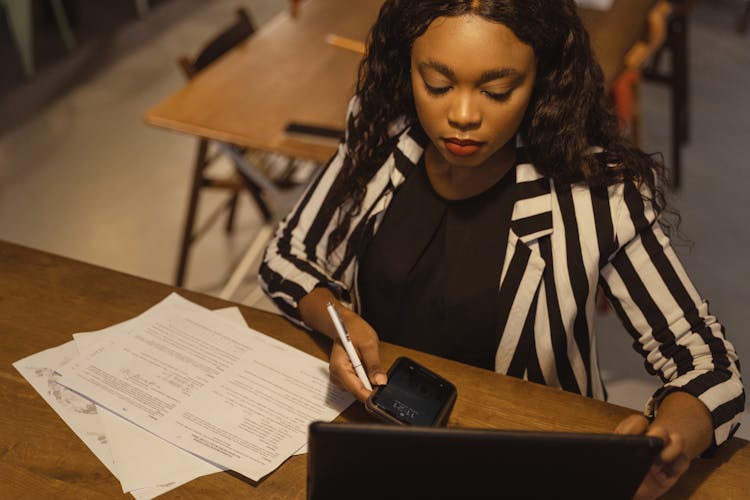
(178, 8), (256, 79)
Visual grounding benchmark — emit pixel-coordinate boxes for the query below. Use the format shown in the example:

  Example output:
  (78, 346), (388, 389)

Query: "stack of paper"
(13, 293), (354, 499)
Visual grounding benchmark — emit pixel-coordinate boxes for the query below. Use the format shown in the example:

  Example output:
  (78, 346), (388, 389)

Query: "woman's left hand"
(615, 414), (691, 500)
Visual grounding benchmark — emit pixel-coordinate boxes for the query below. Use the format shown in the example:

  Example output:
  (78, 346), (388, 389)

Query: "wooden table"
(145, 0), (658, 164)
(145, 0), (382, 163)
(1, 239), (748, 498)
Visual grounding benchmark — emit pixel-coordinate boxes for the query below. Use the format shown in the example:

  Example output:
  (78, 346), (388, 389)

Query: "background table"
(1, 239), (748, 498)
(145, 0), (381, 163)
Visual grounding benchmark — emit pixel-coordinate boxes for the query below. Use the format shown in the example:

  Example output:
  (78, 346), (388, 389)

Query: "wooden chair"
(598, 1), (673, 314)
(174, 8), (317, 290)
(640, 0), (695, 188)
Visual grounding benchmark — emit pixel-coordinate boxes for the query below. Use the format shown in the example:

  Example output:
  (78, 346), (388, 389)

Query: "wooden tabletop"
(145, 0), (658, 163)
(145, 0), (382, 163)
(1, 239), (748, 498)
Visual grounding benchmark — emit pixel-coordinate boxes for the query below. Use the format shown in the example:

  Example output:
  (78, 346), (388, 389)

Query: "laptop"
(307, 421), (662, 500)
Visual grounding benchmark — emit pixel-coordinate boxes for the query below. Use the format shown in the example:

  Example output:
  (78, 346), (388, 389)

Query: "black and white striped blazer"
(260, 102), (744, 447)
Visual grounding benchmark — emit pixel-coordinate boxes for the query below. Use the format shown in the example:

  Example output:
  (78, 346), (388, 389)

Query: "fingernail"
(374, 373), (387, 385)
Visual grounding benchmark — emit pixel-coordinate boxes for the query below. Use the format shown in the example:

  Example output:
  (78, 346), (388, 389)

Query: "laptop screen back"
(307, 422), (662, 500)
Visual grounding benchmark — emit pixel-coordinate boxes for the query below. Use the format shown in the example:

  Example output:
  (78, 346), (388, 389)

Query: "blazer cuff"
(645, 378), (745, 456)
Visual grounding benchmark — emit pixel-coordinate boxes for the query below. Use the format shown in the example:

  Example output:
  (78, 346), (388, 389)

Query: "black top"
(358, 161), (515, 370)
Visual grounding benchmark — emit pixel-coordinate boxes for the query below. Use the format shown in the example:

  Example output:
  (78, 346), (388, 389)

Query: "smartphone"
(365, 357), (457, 427)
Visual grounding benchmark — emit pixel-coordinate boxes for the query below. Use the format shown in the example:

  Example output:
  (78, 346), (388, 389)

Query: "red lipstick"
(443, 138), (484, 157)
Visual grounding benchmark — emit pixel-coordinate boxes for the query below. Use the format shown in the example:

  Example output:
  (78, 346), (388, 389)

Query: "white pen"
(326, 301), (373, 391)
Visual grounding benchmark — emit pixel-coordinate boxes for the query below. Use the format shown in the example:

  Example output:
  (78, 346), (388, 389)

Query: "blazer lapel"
(494, 162), (554, 373)
(369, 125), (427, 226)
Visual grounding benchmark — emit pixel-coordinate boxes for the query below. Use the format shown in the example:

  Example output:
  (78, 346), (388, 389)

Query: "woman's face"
(411, 15), (536, 170)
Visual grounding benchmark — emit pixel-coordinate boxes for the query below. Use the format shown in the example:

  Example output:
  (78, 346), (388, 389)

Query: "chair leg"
(225, 189), (240, 234)
(218, 142), (280, 217)
(670, 8), (689, 188)
(175, 139), (209, 287)
(642, 5), (689, 189)
(236, 172), (273, 223)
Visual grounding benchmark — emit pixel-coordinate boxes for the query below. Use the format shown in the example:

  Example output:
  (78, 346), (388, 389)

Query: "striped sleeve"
(599, 180), (745, 447)
(258, 143), (351, 328)
(258, 99), (361, 328)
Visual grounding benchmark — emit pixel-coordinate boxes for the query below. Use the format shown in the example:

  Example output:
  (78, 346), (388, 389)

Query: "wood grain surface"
(145, 0), (383, 163)
(1, 239), (747, 498)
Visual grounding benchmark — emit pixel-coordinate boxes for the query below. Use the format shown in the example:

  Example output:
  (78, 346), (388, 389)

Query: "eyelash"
(424, 83), (450, 96)
(482, 90), (513, 102)
(423, 83), (512, 102)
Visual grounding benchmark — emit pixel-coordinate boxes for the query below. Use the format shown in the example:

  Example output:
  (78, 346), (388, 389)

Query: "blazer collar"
(510, 161), (553, 243)
(389, 123), (427, 188)
(388, 125), (554, 244)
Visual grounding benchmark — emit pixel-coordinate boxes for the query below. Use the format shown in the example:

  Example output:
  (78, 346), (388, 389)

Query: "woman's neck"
(424, 140), (516, 200)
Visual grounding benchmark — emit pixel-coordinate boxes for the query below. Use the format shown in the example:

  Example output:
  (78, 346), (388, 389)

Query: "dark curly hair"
(325, 0), (668, 255)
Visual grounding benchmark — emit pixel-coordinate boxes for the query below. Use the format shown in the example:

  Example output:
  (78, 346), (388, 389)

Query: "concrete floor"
(0, 0), (747, 438)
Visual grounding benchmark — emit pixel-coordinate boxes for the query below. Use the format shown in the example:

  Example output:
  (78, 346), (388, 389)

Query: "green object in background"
(1, 0), (77, 78)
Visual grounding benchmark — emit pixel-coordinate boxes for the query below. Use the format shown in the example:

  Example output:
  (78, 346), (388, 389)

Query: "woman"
(260, 1), (744, 497)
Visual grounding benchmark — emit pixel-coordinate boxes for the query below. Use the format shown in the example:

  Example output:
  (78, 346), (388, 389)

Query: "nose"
(447, 90), (481, 131)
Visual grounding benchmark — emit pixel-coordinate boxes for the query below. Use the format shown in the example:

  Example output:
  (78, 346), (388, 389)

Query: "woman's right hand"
(329, 308), (387, 402)
(298, 287), (388, 402)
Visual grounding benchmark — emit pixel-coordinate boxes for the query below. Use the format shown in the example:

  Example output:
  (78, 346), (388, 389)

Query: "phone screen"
(369, 358), (456, 426)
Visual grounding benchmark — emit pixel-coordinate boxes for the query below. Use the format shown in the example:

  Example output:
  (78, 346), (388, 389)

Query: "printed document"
(13, 339), (185, 500)
(69, 303), (238, 493)
(57, 293), (354, 482)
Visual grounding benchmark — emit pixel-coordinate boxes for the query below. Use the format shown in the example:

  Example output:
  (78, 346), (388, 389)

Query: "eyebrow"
(418, 59), (523, 84)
